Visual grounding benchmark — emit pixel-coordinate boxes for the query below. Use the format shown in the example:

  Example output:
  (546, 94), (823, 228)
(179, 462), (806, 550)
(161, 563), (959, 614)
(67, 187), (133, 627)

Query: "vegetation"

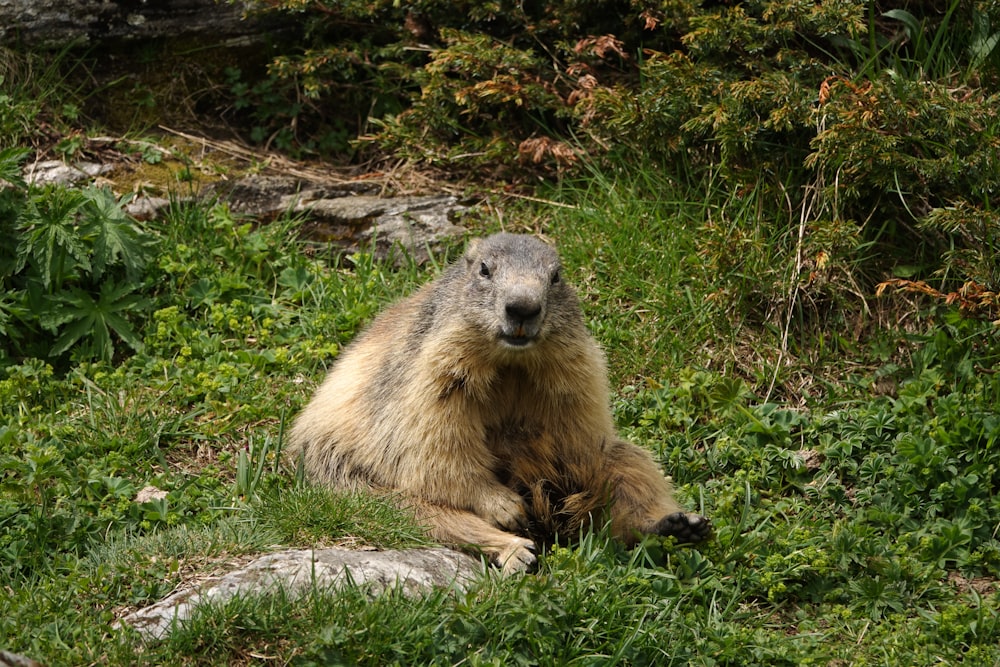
(2, 0), (999, 664)
(1, 150), (156, 364)
(241, 0), (1000, 317)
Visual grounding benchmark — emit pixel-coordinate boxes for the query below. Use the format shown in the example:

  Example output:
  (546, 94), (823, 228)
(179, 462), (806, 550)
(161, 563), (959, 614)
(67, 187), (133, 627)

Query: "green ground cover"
(2, 156), (998, 664)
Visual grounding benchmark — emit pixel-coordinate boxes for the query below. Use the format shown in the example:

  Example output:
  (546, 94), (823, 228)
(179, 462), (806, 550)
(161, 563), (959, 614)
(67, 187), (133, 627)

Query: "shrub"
(246, 0), (1000, 333)
(244, 0), (670, 168)
(808, 75), (1000, 292)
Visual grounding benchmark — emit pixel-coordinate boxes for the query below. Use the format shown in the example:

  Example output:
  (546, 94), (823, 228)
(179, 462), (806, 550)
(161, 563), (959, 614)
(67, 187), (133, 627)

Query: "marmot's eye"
(551, 270), (561, 285)
(479, 262), (491, 278)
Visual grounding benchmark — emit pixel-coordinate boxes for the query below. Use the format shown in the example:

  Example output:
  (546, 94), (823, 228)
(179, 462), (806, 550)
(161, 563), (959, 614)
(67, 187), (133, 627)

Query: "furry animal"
(287, 233), (710, 573)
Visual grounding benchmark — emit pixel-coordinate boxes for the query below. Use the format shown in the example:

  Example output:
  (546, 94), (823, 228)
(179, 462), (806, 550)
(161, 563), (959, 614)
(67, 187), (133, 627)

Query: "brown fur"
(287, 233), (708, 573)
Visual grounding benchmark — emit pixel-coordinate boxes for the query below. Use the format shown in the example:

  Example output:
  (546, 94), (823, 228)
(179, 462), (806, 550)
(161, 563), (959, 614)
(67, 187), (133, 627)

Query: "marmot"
(288, 233), (710, 573)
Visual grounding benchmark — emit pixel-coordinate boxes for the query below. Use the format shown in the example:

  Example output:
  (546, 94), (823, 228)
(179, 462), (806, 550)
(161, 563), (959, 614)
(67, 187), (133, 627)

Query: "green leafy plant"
(14, 186), (92, 293)
(1, 154), (158, 364)
(842, 0), (1000, 83)
(40, 281), (148, 361)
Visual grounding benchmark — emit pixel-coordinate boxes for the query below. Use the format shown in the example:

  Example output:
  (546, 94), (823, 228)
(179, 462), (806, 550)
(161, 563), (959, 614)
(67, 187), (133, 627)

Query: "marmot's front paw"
(652, 512), (712, 543)
(476, 487), (529, 532)
(496, 537), (537, 575)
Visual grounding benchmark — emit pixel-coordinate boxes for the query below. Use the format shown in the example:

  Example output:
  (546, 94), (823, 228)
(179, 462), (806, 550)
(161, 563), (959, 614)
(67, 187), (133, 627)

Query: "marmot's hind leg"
(410, 501), (537, 574)
(603, 439), (712, 544)
(650, 511), (712, 543)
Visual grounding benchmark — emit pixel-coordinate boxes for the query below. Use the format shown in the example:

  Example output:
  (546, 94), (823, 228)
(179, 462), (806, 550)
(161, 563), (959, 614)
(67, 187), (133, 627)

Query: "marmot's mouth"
(498, 321), (541, 348)
(500, 334), (534, 347)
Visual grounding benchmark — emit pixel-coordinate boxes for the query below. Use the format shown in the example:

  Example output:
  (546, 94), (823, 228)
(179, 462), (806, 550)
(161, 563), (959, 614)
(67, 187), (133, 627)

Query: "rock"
(213, 174), (376, 219)
(23, 160), (112, 187)
(0, 650), (43, 667)
(24, 160), (86, 186)
(116, 547), (486, 640)
(19, 161), (468, 264)
(133, 485), (169, 503)
(216, 175), (469, 264)
(125, 196), (171, 221)
(297, 193), (469, 265)
(0, 0), (273, 46)
(76, 161), (113, 178)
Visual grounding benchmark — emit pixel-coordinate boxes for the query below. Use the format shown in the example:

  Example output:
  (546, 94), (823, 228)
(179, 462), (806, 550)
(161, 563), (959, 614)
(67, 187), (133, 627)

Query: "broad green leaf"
(882, 9), (922, 41)
(48, 306), (97, 357)
(15, 187), (89, 291)
(45, 281), (148, 361)
(80, 186), (153, 281)
(0, 146), (30, 190)
(101, 308), (144, 353)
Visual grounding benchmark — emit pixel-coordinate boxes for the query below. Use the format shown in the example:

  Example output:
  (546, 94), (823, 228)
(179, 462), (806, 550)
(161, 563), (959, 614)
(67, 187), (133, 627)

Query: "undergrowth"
(2, 157), (999, 663)
(234, 0), (1000, 329)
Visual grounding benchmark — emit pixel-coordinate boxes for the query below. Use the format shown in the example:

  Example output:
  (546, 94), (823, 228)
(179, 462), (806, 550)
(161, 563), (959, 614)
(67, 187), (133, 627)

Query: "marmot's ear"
(464, 237), (482, 265)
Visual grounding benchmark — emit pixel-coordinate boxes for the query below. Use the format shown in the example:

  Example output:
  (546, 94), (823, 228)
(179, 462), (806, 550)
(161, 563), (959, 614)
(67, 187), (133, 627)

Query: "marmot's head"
(461, 233), (575, 352)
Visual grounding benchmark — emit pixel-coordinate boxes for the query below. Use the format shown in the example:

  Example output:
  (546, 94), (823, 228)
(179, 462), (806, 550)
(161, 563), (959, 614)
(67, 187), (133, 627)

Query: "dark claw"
(652, 512), (712, 543)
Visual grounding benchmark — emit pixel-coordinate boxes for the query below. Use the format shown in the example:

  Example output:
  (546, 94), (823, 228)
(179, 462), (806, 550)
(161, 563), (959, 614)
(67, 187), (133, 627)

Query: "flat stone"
(215, 175), (469, 264)
(125, 196), (171, 221)
(23, 160), (88, 186)
(18, 161), (468, 264)
(77, 161), (114, 177)
(298, 194), (469, 265)
(116, 547), (486, 640)
(213, 175), (376, 219)
(22, 159), (113, 186)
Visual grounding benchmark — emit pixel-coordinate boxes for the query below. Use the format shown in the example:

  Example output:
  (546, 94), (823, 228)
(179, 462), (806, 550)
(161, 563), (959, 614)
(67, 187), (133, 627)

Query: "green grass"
(3, 144), (1000, 664)
(0, 47), (83, 147)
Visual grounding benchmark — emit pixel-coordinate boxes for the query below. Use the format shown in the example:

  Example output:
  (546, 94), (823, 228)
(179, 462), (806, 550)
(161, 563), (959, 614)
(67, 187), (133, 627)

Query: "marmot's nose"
(505, 299), (542, 322)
